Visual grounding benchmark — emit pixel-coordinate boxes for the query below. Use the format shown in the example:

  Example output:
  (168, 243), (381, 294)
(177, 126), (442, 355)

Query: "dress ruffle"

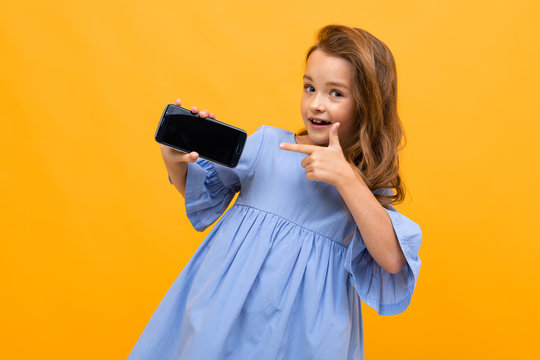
(344, 206), (422, 315)
(185, 159), (239, 231)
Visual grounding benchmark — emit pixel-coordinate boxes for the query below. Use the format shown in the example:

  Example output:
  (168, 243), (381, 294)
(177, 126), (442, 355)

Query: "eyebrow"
(303, 75), (349, 90)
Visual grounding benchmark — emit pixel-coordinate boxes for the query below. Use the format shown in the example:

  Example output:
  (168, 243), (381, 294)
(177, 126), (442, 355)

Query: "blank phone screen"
(161, 114), (243, 165)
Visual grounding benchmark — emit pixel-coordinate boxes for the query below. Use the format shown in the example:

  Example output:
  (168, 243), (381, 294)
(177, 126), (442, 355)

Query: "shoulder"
(239, 126), (287, 162)
(372, 187), (397, 211)
(372, 187), (394, 196)
(250, 125), (293, 143)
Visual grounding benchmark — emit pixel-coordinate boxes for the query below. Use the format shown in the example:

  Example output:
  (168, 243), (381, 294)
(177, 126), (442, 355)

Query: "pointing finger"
(279, 142), (317, 155)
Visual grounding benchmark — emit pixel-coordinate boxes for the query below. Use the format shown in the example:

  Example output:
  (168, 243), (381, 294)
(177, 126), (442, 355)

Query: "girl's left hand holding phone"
(160, 98), (217, 197)
(159, 98), (216, 164)
(279, 123), (359, 190)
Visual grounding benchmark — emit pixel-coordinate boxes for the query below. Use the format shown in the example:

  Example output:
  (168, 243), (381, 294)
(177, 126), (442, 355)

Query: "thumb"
(328, 122), (341, 147)
(185, 151), (199, 163)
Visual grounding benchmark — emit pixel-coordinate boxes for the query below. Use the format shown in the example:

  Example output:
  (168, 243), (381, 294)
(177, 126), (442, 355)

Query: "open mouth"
(309, 118), (331, 125)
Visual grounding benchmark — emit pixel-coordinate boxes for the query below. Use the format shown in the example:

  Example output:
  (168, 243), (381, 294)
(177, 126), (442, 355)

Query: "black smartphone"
(155, 104), (247, 168)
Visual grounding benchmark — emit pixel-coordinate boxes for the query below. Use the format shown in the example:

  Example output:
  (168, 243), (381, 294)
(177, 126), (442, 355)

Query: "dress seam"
(248, 125), (267, 180)
(233, 202), (348, 249)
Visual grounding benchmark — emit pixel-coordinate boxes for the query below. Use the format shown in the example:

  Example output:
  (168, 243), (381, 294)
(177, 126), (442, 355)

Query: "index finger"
(279, 142), (316, 155)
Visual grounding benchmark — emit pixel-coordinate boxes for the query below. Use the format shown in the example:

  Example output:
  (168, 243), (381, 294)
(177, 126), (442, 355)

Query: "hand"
(159, 98), (216, 164)
(279, 122), (356, 188)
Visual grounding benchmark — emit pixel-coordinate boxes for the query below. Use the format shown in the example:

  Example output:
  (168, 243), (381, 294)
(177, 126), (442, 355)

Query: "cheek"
(335, 107), (353, 123)
(336, 108), (357, 135)
(341, 102), (357, 124)
(300, 98), (309, 116)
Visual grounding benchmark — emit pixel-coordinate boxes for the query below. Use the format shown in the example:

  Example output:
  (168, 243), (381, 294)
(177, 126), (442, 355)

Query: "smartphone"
(155, 104), (247, 168)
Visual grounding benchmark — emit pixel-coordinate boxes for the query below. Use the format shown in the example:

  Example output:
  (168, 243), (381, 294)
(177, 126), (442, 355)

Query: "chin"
(306, 133), (329, 146)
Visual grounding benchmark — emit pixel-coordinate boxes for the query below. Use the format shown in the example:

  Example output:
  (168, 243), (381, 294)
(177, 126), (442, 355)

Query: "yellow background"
(1, 0), (539, 358)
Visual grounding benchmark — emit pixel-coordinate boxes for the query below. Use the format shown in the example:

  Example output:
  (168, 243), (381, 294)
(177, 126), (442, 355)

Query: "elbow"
(385, 254), (407, 274)
(387, 264), (405, 274)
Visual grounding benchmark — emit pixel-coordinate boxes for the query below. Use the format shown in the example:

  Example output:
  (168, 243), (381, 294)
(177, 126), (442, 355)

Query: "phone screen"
(159, 113), (245, 167)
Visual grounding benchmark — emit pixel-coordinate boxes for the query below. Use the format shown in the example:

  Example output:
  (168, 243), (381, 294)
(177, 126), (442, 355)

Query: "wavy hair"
(298, 24), (407, 209)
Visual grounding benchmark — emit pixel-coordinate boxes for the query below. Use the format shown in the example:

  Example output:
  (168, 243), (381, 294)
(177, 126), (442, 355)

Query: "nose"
(310, 93), (325, 112)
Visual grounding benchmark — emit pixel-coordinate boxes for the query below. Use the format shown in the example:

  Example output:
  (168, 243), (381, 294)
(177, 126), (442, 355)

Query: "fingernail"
(279, 143), (285, 148)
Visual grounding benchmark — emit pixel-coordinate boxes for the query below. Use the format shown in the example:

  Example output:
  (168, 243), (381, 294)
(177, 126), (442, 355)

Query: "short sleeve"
(184, 125), (266, 231)
(344, 188), (422, 316)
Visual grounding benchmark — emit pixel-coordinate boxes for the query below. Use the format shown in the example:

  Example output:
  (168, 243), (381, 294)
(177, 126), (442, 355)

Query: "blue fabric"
(128, 126), (422, 359)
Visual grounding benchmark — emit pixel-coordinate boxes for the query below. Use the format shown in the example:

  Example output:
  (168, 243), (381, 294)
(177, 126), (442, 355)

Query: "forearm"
(336, 169), (406, 274)
(161, 149), (189, 198)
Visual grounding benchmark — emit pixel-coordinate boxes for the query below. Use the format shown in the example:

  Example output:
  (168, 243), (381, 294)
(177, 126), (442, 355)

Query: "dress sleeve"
(184, 125), (266, 232)
(344, 188), (422, 316)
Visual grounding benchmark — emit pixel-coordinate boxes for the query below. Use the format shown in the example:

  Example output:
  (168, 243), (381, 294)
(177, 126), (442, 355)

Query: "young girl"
(128, 24), (422, 360)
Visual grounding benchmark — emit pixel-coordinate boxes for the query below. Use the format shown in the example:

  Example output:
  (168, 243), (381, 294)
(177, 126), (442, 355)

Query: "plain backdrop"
(1, 0), (539, 359)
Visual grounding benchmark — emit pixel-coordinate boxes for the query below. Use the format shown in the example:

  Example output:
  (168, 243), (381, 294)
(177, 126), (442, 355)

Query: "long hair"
(299, 24), (407, 209)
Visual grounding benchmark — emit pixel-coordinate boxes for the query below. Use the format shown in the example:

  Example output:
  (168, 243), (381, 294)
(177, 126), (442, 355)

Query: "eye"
(304, 85), (315, 93)
(330, 90), (343, 97)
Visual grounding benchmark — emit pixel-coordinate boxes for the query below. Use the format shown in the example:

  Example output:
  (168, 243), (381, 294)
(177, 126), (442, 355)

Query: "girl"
(128, 24), (422, 360)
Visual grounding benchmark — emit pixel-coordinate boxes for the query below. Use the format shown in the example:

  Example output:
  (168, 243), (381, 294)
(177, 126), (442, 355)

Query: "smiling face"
(299, 49), (357, 147)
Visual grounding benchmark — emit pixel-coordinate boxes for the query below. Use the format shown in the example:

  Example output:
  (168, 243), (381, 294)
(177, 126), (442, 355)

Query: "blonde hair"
(299, 24), (407, 209)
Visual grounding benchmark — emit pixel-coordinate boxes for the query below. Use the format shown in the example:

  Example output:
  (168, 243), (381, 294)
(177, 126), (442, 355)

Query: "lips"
(309, 117), (331, 125)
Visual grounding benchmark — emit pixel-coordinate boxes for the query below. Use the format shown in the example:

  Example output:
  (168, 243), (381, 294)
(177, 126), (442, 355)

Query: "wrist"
(161, 147), (193, 165)
(336, 164), (369, 192)
(334, 163), (357, 190)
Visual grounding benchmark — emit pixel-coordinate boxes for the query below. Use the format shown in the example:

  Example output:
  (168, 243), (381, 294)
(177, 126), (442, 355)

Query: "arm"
(160, 147), (192, 198)
(335, 169), (407, 274)
(279, 122), (406, 274)
(281, 123), (421, 314)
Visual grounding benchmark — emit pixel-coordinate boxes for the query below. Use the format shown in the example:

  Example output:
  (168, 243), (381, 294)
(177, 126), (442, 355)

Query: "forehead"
(304, 49), (353, 84)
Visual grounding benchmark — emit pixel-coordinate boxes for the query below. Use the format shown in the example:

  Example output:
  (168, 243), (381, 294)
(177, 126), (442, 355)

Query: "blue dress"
(127, 126), (422, 360)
